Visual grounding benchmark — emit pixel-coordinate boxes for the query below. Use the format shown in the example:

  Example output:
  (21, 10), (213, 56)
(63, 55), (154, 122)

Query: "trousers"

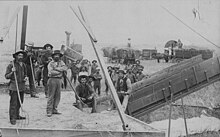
(46, 78), (61, 114)
(9, 91), (24, 120)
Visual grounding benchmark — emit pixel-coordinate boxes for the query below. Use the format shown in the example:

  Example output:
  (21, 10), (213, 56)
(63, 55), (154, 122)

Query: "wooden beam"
(20, 5), (28, 50)
(75, 6), (129, 131)
(70, 6), (97, 42)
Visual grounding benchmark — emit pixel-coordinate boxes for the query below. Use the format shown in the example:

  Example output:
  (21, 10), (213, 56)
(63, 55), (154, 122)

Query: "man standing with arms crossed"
(46, 50), (68, 117)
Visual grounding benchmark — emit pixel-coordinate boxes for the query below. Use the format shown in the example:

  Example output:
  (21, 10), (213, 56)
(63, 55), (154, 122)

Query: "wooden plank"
(132, 75), (220, 118)
(20, 6), (28, 50)
(130, 85), (154, 102)
(74, 6), (129, 130)
(132, 55), (203, 93)
(0, 127), (165, 137)
(128, 56), (220, 118)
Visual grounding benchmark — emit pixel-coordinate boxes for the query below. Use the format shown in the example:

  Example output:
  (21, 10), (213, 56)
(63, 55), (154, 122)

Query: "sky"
(0, 0), (220, 57)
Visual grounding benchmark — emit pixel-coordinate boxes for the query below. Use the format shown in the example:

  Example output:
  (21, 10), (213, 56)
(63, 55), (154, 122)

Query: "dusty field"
(0, 90), (159, 132)
(1, 55), (220, 136)
(0, 58), (174, 133)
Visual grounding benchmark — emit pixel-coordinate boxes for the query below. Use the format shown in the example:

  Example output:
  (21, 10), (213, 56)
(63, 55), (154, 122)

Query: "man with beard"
(75, 74), (96, 113)
(46, 50), (68, 117)
(5, 50), (28, 125)
(23, 42), (38, 98)
(41, 44), (53, 98)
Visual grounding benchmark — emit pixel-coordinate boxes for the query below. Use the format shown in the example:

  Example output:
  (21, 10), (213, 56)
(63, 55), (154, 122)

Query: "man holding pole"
(24, 42), (38, 98)
(41, 44), (53, 98)
(5, 50), (28, 125)
(46, 50), (68, 117)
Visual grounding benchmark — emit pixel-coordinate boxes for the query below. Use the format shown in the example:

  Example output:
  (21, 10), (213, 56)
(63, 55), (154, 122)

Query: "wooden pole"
(168, 82), (173, 137)
(14, 14), (18, 52)
(181, 95), (189, 137)
(70, 6), (97, 42)
(75, 6), (129, 131)
(20, 5), (28, 50)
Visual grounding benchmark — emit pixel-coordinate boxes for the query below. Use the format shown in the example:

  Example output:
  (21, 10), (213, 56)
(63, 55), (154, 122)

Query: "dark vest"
(116, 77), (128, 92)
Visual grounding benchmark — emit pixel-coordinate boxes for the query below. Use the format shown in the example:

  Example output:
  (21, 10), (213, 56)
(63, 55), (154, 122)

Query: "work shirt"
(115, 76), (132, 94)
(111, 71), (119, 83)
(76, 83), (94, 99)
(91, 64), (98, 75)
(41, 50), (53, 67)
(126, 73), (137, 84)
(5, 61), (27, 91)
(93, 73), (102, 86)
(70, 63), (79, 75)
(48, 60), (68, 78)
(23, 50), (37, 65)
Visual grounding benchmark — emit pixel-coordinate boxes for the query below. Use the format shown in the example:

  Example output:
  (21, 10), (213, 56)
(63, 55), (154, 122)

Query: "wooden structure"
(174, 49), (213, 60)
(127, 55), (220, 118)
(20, 6), (28, 50)
(0, 115), (165, 137)
(142, 49), (157, 60)
(133, 55), (204, 91)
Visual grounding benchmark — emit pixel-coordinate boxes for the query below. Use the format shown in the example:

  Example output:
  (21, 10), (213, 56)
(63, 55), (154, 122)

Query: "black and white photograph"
(0, 0), (220, 137)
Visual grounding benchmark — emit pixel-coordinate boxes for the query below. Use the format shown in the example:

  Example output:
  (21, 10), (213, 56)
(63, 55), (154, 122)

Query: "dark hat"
(92, 60), (97, 63)
(52, 50), (63, 57)
(118, 70), (126, 74)
(43, 43), (53, 49)
(13, 50), (27, 58)
(107, 66), (112, 70)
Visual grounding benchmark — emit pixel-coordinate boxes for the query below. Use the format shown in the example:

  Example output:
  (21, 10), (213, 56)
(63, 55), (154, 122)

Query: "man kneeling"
(75, 73), (96, 113)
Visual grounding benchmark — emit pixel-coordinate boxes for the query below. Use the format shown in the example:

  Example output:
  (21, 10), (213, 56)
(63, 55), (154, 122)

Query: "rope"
(161, 6), (220, 49)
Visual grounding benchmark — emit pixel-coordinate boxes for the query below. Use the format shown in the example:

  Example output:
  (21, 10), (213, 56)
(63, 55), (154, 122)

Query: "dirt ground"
(0, 89), (159, 132)
(0, 58), (174, 132)
(1, 55), (220, 136)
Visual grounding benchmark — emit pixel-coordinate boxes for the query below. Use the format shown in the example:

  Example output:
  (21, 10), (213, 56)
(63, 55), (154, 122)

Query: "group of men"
(105, 60), (145, 108)
(5, 43), (69, 124)
(4, 42), (146, 125)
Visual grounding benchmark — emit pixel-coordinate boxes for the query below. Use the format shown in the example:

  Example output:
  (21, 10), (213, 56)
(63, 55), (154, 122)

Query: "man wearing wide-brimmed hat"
(115, 70), (132, 103)
(5, 50), (28, 125)
(75, 73), (96, 113)
(23, 42), (38, 98)
(46, 50), (68, 117)
(43, 43), (53, 50)
(41, 43), (53, 98)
